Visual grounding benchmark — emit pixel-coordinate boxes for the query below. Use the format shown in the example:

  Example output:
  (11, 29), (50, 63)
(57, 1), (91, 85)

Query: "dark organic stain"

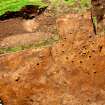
(89, 55), (91, 58)
(94, 71), (97, 74)
(92, 50), (95, 53)
(15, 77), (20, 82)
(30, 99), (34, 102)
(82, 45), (86, 48)
(82, 53), (87, 55)
(93, 63), (95, 66)
(62, 44), (64, 46)
(80, 61), (83, 64)
(71, 60), (74, 63)
(64, 37), (67, 40)
(89, 36), (92, 38)
(62, 51), (65, 53)
(66, 57), (69, 60)
(98, 45), (103, 52)
(36, 63), (40, 66)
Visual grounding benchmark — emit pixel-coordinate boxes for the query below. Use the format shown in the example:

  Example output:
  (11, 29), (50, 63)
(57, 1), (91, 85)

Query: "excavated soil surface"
(0, 10), (57, 49)
(1, 11), (105, 105)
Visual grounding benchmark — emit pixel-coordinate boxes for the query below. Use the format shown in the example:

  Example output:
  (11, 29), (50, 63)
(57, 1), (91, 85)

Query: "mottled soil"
(0, 10), (57, 48)
(1, 11), (105, 105)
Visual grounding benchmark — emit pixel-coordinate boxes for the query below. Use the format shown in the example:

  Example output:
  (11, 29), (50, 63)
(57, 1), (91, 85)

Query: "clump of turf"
(0, 0), (47, 16)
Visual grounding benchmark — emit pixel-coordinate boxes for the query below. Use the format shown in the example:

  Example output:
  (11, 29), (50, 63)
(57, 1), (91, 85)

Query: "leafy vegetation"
(80, 0), (91, 9)
(0, 0), (47, 16)
(64, 0), (77, 6)
(75, 0), (91, 11)
(49, 0), (91, 13)
(64, 0), (91, 7)
(92, 16), (97, 30)
(0, 0), (91, 16)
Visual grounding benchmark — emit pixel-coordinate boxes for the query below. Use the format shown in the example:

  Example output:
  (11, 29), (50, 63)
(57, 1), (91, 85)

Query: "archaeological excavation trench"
(0, 0), (105, 105)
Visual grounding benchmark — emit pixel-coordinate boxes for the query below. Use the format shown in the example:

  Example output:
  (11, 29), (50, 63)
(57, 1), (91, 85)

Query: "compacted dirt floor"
(1, 7), (105, 105)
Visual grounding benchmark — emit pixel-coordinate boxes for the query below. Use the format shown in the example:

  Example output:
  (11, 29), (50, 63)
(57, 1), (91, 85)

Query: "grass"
(80, 0), (91, 9)
(92, 16), (97, 30)
(49, 0), (91, 12)
(64, 0), (77, 6)
(0, 35), (60, 54)
(0, 0), (48, 16)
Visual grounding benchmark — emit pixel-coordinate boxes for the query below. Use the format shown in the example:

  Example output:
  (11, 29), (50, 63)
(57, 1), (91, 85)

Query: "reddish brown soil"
(1, 11), (105, 105)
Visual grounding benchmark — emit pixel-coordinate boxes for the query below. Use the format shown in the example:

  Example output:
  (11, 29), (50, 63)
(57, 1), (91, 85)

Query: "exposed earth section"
(0, 12), (105, 105)
(0, 10), (57, 50)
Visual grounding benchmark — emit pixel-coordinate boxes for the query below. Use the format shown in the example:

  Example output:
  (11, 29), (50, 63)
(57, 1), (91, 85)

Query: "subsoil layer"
(1, 10), (105, 105)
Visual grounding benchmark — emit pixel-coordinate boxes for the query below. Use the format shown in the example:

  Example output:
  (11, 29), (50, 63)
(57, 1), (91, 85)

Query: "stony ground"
(1, 10), (105, 105)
